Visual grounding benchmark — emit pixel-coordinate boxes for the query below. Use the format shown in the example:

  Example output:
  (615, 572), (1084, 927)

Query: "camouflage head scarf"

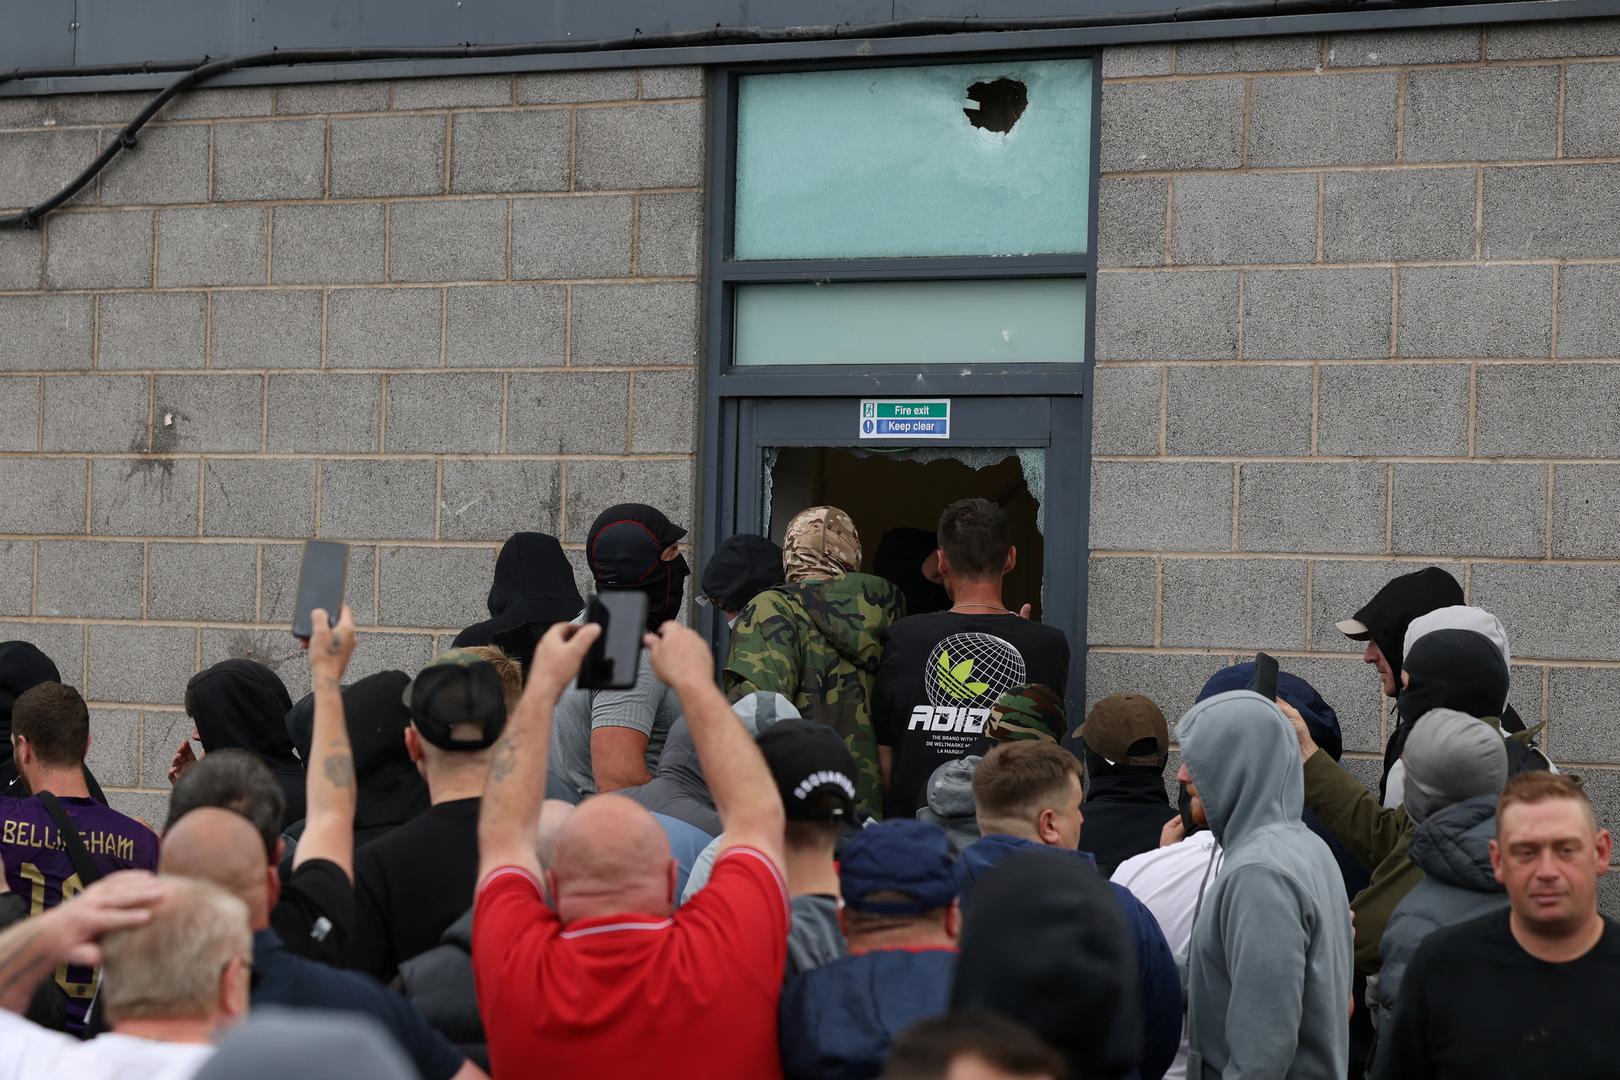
(985, 683), (1066, 744)
(783, 506), (862, 584)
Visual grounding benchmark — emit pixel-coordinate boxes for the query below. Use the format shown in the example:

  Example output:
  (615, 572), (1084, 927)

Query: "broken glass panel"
(734, 58), (1093, 260)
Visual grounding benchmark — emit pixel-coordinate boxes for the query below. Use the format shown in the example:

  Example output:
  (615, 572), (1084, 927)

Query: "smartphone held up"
(292, 540), (349, 642)
(578, 590), (649, 690)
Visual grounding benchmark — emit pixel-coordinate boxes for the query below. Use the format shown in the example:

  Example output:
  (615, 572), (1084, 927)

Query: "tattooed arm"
(295, 605), (359, 881)
(478, 621), (600, 884)
(0, 871), (164, 1015)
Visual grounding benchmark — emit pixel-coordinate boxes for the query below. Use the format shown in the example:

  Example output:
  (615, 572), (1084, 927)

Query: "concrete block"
(344, 633), (435, 685)
(0, 541), (31, 616)
(384, 372), (503, 452)
(1238, 462), (1387, 554)
(1484, 164), (1620, 260)
(1171, 172), (1318, 265)
(1316, 363), (1470, 457)
(212, 120), (326, 201)
(439, 459), (562, 541)
(564, 548), (593, 605)
(517, 70), (639, 104)
(41, 92), (149, 126)
(271, 203), (386, 285)
(0, 376), (34, 450)
(106, 791), (170, 830)
(377, 544), (496, 628)
(260, 542), (375, 626)
(1084, 650), (1237, 730)
(36, 541), (144, 618)
(209, 290), (323, 369)
(156, 206), (267, 288)
(326, 288), (442, 369)
(146, 541), (257, 621)
(1, 621), (85, 690)
(1563, 63), (1620, 158)
(1101, 44), (1174, 78)
(1398, 265), (1552, 358)
(1326, 27), (1482, 66)
(266, 374), (382, 453)
(1097, 178), (1167, 268)
(1089, 460), (1233, 553)
(1166, 364), (1313, 456)
(1177, 35), (1321, 73)
(98, 292), (207, 371)
(1404, 67), (1559, 163)
(43, 374), (148, 452)
(330, 115), (445, 197)
(159, 87), (272, 121)
(631, 370), (696, 453)
(1283, 654), (1386, 755)
(1548, 667), (1620, 763)
(1160, 557), (1309, 649)
(0, 227), (41, 290)
(575, 103), (703, 189)
(511, 195), (633, 279)
(563, 458), (693, 544)
(505, 371), (629, 453)
(87, 624), (196, 705)
(393, 76), (511, 109)
(139, 709), (188, 789)
(1486, 17), (1620, 60)
(1243, 267), (1391, 360)
(45, 210), (152, 289)
(1086, 556), (1157, 646)
(318, 459), (438, 541)
(151, 375), (263, 453)
(444, 284), (566, 367)
(0, 458), (86, 534)
(91, 458), (200, 537)
(96, 124), (209, 207)
(1090, 365), (1162, 456)
(1098, 266), (1238, 362)
(0, 129), (97, 211)
(1556, 265), (1620, 359)
(1477, 364), (1620, 458)
(275, 81), (391, 114)
(1470, 562), (1620, 661)
(571, 283), (698, 365)
(636, 191), (702, 276)
(1099, 80), (1244, 172)
(1322, 169), (1477, 263)
(1248, 72), (1398, 167)
(1391, 462), (1547, 557)
(1309, 559), (1463, 653)
(203, 459), (316, 539)
(450, 110), (570, 194)
(640, 67), (704, 99)
(0, 295), (93, 371)
(389, 199), (508, 283)
(86, 708), (141, 788)
(1552, 465), (1620, 558)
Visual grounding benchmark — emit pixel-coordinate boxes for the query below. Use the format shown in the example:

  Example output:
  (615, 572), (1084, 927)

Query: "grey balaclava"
(1402, 708), (1508, 825)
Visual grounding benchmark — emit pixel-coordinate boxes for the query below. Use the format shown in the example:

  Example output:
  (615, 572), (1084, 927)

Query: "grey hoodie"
(916, 755), (982, 854)
(1177, 690), (1352, 1080)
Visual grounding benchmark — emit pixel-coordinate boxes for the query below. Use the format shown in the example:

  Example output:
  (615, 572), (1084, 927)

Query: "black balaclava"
(285, 670), (429, 834)
(453, 532), (585, 677)
(0, 642), (59, 774)
(1396, 628), (1510, 727)
(874, 527), (950, 617)
(1342, 567), (1464, 689)
(188, 659), (306, 831)
(587, 504), (689, 630)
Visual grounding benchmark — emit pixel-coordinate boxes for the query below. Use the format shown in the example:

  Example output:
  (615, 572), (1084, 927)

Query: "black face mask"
(652, 554), (690, 628)
(1179, 781), (1204, 836)
(1396, 628), (1509, 726)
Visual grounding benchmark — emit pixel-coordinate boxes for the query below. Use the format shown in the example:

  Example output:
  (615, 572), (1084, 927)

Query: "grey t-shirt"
(549, 643), (681, 796)
(787, 894), (845, 981)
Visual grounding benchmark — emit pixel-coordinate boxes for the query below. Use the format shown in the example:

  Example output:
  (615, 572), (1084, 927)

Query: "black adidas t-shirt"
(874, 611), (1070, 820)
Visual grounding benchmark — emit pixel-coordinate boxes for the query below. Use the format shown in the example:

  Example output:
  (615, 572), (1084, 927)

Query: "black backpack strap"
(36, 792), (103, 886)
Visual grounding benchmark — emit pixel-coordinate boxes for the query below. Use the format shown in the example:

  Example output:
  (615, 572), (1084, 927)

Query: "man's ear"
(1036, 807), (1059, 846)
(944, 898), (961, 941)
(1489, 838), (1505, 885)
(404, 725), (424, 765)
(11, 735), (30, 767)
(1003, 546), (1017, 575)
(1597, 830), (1613, 873)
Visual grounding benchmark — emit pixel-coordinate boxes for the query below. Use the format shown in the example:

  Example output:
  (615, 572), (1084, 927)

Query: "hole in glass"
(963, 78), (1028, 133)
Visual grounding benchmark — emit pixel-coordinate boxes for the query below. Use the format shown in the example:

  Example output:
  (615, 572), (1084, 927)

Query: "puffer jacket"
(396, 907), (486, 1073)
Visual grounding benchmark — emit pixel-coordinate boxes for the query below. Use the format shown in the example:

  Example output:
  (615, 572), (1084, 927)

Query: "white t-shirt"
(0, 1009), (214, 1080)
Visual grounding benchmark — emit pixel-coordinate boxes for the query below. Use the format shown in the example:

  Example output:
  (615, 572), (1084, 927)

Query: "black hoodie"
(187, 660), (306, 833)
(453, 532), (583, 678)
(1340, 567), (1464, 689)
(0, 642), (107, 804)
(586, 504), (689, 630)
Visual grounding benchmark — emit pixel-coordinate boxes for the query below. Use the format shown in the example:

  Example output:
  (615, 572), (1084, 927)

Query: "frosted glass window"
(734, 59), (1093, 259)
(733, 279), (1086, 366)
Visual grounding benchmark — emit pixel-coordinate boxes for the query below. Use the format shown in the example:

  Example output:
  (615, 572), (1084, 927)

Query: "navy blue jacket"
(779, 948), (956, 1080)
(955, 835), (1180, 1080)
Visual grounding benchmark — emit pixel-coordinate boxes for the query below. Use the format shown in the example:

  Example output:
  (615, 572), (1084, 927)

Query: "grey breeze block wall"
(0, 68), (704, 824)
(1089, 16), (1620, 901)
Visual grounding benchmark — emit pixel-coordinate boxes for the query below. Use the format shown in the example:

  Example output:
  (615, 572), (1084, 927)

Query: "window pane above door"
(733, 58), (1093, 260)
(733, 279), (1087, 366)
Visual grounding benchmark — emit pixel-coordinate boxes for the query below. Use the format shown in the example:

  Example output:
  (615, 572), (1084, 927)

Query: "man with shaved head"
(475, 620), (790, 1078)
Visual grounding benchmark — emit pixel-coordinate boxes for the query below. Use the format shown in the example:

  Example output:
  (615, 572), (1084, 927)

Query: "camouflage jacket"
(723, 573), (906, 818)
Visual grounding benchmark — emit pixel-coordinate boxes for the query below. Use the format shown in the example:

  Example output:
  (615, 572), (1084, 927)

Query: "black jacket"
(397, 907), (486, 1073)
(1077, 771), (1174, 878)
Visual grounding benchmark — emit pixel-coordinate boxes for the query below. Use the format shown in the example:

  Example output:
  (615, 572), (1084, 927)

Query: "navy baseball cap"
(839, 819), (957, 916)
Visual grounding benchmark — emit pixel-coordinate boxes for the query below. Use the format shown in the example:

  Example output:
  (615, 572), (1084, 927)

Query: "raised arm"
(295, 606), (358, 879)
(478, 622), (601, 883)
(646, 622), (785, 872)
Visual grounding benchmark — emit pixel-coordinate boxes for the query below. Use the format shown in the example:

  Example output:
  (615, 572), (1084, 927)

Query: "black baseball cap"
(699, 534), (783, 612)
(401, 650), (506, 751)
(756, 718), (858, 823)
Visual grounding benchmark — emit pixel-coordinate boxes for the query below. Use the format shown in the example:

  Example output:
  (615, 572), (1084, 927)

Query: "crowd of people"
(0, 495), (1613, 1079)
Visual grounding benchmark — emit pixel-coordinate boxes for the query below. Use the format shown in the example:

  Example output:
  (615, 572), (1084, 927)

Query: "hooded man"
(0, 641), (106, 803)
(726, 505), (906, 819)
(1176, 690), (1352, 1080)
(453, 532), (583, 678)
(1077, 693), (1174, 878)
(548, 504), (689, 795)
(177, 659), (306, 833)
(699, 534), (784, 628)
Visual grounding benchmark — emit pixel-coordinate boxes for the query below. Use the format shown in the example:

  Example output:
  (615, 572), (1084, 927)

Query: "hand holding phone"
(578, 591), (649, 691)
(293, 541), (349, 642)
(1248, 652), (1280, 702)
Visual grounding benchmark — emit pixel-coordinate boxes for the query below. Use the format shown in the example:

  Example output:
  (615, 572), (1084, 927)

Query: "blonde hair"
(460, 644), (523, 713)
(99, 877), (251, 1024)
